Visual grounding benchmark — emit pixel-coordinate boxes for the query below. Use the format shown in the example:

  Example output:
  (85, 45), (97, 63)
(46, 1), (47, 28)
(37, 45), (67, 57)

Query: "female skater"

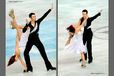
(65, 16), (88, 67)
(7, 9), (30, 72)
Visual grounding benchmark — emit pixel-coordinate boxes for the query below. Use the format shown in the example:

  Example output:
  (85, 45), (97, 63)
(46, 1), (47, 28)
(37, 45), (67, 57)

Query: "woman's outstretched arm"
(65, 39), (71, 46)
(18, 19), (29, 29)
(17, 55), (27, 71)
(18, 26), (24, 29)
(65, 32), (73, 46)
(77, 17), (88, 30)
(77, 17), (82, 26)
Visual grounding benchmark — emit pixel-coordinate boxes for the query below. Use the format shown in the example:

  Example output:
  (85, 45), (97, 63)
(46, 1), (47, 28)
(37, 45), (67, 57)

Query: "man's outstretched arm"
(91, 9), (103, 21)
(37, 3), (53, 22)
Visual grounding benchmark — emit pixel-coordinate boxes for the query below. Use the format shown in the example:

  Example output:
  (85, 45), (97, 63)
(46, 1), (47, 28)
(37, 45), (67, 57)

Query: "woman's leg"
(9, 9), (22, 40)
(81, 52), (86, 67)
(17, 55), (27, 71)
(11, 18), (23, 41)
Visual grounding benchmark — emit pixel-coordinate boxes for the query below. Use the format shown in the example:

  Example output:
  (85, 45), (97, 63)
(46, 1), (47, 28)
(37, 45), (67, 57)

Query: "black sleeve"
(22, 24), (29, 33)
(90, 12), (101, 21)
(37, 9), (51, 22)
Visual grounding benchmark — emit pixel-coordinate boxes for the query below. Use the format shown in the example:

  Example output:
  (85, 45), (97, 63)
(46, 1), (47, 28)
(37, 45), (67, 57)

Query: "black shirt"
(22, 9), (51, 35)
(80, 12), (101, 30)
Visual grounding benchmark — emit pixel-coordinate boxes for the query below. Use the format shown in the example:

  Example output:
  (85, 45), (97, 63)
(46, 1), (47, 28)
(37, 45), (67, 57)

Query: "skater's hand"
(26, 19), (29, 25)
(51, 3), (53, 10)
(85, 15), (88, 20)
(99, 9), (103, 13)
(27, 27), (30, 30)
(26, 19), (30, 30)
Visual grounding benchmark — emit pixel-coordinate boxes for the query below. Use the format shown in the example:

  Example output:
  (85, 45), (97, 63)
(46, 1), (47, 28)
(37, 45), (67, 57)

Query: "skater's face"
(31, 15), (36, 21)
(82, 12), (88, 18)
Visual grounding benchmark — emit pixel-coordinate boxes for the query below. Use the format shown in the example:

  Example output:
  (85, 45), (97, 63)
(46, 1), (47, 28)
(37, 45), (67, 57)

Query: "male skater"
(79, 9), (103, 64)
(23, 3), (56, 72)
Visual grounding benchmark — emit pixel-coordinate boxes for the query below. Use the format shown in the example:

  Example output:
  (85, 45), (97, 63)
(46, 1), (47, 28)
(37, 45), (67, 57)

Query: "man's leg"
(87, 32), (93, 63)
(83, 37), (87, 60)
(24, 40), (33, 72)
(34, 37), (56, 71)
(87, 38), (93, 63)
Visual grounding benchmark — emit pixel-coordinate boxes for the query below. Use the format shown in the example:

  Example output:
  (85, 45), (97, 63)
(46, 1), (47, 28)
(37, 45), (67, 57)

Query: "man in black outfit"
(23, 3), (56, 72)
(79, 9), (103, 64)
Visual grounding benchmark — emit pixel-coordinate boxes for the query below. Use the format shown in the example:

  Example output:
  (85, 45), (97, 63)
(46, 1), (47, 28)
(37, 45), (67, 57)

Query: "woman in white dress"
(7, 9), (30, 72)
(65, 16), (88, 67)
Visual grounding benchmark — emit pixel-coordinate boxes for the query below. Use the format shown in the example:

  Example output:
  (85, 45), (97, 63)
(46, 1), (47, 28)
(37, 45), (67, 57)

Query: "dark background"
(0, 0), (5, 76)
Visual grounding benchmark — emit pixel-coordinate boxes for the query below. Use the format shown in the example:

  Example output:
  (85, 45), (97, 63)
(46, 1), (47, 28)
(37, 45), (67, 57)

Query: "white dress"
(64, 31), (87, 54)
(18, 30), (30, 53)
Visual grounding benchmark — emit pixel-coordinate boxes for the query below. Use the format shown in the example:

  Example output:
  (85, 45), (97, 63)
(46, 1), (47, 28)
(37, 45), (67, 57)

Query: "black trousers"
(83, 29), (93, 61)
(24, 34), (52, 70)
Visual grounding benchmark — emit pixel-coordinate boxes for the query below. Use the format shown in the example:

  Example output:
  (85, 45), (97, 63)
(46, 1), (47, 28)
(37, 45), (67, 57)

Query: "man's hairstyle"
(29, 13), (35, 18)
(82, 9), (88, 14)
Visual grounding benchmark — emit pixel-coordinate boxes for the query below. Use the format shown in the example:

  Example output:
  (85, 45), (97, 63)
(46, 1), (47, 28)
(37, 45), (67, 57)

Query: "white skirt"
(18, 30), (30, 53)
(64, 33), (87, 54)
